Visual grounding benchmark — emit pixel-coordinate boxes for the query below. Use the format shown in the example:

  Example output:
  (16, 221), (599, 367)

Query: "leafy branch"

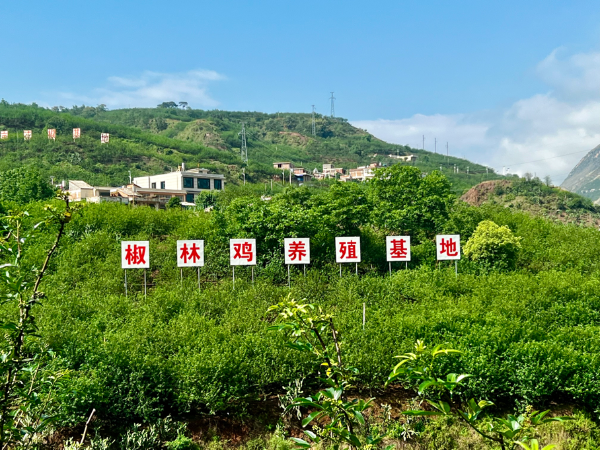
(0, 193), (78, 448)
(387, 340), (571, 450)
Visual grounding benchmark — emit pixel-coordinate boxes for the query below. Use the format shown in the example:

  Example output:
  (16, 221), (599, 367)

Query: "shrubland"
(0, 166), (598, 448)
(0, 102), (502, 194)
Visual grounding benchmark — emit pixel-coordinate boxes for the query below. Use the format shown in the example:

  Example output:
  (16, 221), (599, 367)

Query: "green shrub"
(463, 220), (522, 270)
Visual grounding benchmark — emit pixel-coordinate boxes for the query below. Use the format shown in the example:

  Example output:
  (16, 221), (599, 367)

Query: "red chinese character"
(288, 241), (306, 261)
(233, 242), (253, 261)
(339, 240), (357, 259)
(390, 239), (408, 258)
(440, 238), (458, 257)
(180, 243), (201, 263)
(125, 244), (146, 265)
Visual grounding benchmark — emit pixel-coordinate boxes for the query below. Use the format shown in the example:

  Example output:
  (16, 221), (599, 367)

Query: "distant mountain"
(561, 144), (600, 201)
(0, 101), (502, 193)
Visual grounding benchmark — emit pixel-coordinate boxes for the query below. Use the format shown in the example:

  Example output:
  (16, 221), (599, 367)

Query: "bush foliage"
(0, 165), (597, 447)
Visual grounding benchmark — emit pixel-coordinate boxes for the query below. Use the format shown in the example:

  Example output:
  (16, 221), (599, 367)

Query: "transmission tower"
(311, 105), (316, 136)
(239, 123), (248, 163)
(330, 92), (336, 118)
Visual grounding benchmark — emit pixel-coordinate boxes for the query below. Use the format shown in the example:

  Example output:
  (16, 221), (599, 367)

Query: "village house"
(68, 164), (226, 209)
(388, 154), (417, 162)
(132, 164), (225, 204)
(67, 180), (129, 204)
(273, 162), (294, 170)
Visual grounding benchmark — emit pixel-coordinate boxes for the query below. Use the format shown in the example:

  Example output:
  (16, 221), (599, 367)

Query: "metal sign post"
(177, 240), (205, 293)
(386, 236), (411, 276)
(230, 238), (257, 288)
(335, 236), (361, 278)
(284, 238), (310, 288)
(436, 235), (461, 275)
(121, 241), (150, 298)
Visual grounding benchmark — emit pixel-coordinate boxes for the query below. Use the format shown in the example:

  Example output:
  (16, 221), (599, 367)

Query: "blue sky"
(3, 1), (600, 181)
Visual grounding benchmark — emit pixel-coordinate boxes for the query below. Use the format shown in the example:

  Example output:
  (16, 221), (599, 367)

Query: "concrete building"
(322, 164), (345, 178)
(292, 168), (312, 183)
(67, 180), (129, 204)
(273, 162), (295, 170)
(111, 185), (186, 209)
(132, 165), (225, 204)
(388, 154), (417, 162)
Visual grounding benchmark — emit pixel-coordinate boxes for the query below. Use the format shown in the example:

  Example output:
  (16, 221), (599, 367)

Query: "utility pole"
(311, 105), (316, 136)
(446, 142), (449, 165)
(422, 135), (425, 150)
(330, 92), (335, 118)
(435, 138), (437, 154)
(239, 123), (248, 163)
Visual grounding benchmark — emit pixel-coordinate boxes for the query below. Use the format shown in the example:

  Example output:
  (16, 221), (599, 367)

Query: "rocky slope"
(561, 143), (600, 201)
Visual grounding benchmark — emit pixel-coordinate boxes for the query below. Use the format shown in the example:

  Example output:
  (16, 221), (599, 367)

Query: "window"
(99, 191), (110, 197)
(214, 179), (222, 190)
(185, 193), (194, 203)
(151, 182), (156, 189)
(183, 177), (194, 188)
(197, 178), (210, 189)
(160, 181), (165, 189)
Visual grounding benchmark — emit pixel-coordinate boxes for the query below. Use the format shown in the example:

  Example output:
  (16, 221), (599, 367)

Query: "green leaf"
(347, 433), (361, 447)
(403, 410), (440, 416)
(302, 410), (322, 427)
(290, 437), (311, 448)
(418, 379), (440, 393)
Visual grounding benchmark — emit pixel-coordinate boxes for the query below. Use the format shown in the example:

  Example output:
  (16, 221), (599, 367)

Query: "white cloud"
(56, 69), (224, 109)
(352, 49), (600, 184)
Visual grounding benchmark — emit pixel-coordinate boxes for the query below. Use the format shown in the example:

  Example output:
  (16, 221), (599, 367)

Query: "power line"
(330, 92), (335, 118)
(505, 149), (589, 167)
(239, 122), (248, 163)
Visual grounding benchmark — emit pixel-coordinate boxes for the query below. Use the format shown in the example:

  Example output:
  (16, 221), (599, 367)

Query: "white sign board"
(436, 235), (461, 261)
(230, 239), (256, 266)
(177, 240), (204, 267)
(335, 236), (361, 263)
(386, 236), (411, 262)
(121, 241), (150, 269)
(73, 128), (81, 139)
(0, 131), (8, 139)
(24, 130), (32, 140)
(48, 129), (56, 140)
(284, 238), (310, 265)
(101, 133), (110, 143)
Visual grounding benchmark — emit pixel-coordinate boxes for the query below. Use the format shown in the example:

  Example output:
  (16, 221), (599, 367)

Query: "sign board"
(436, 235), (461, 261)
(73, 128), (81, 139)
(177, 240), (204, 267)
(121, 241), (150, 269)
(335, 236), (361, 263)
(101, 133), (110, 143)
(24, 130), (32, 140)
(48, 129), (56, 140)
(0, 131), (7, 139)
(386, 236), (411, 262)
(284, 238), (310, 265)
(230, 239), (256, 266)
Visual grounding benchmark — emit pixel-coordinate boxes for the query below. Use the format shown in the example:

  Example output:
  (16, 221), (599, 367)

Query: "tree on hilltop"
(158, 102), (178, 109)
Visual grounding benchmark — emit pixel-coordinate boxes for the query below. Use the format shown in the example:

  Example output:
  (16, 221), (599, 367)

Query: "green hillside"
(0, 101), (502, 193)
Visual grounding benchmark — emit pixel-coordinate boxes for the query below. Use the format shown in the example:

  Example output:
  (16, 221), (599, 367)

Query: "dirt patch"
(461, 180), (511, 206)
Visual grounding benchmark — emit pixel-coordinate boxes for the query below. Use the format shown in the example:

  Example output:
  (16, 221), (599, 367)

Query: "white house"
(132, 164), (225, 204)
